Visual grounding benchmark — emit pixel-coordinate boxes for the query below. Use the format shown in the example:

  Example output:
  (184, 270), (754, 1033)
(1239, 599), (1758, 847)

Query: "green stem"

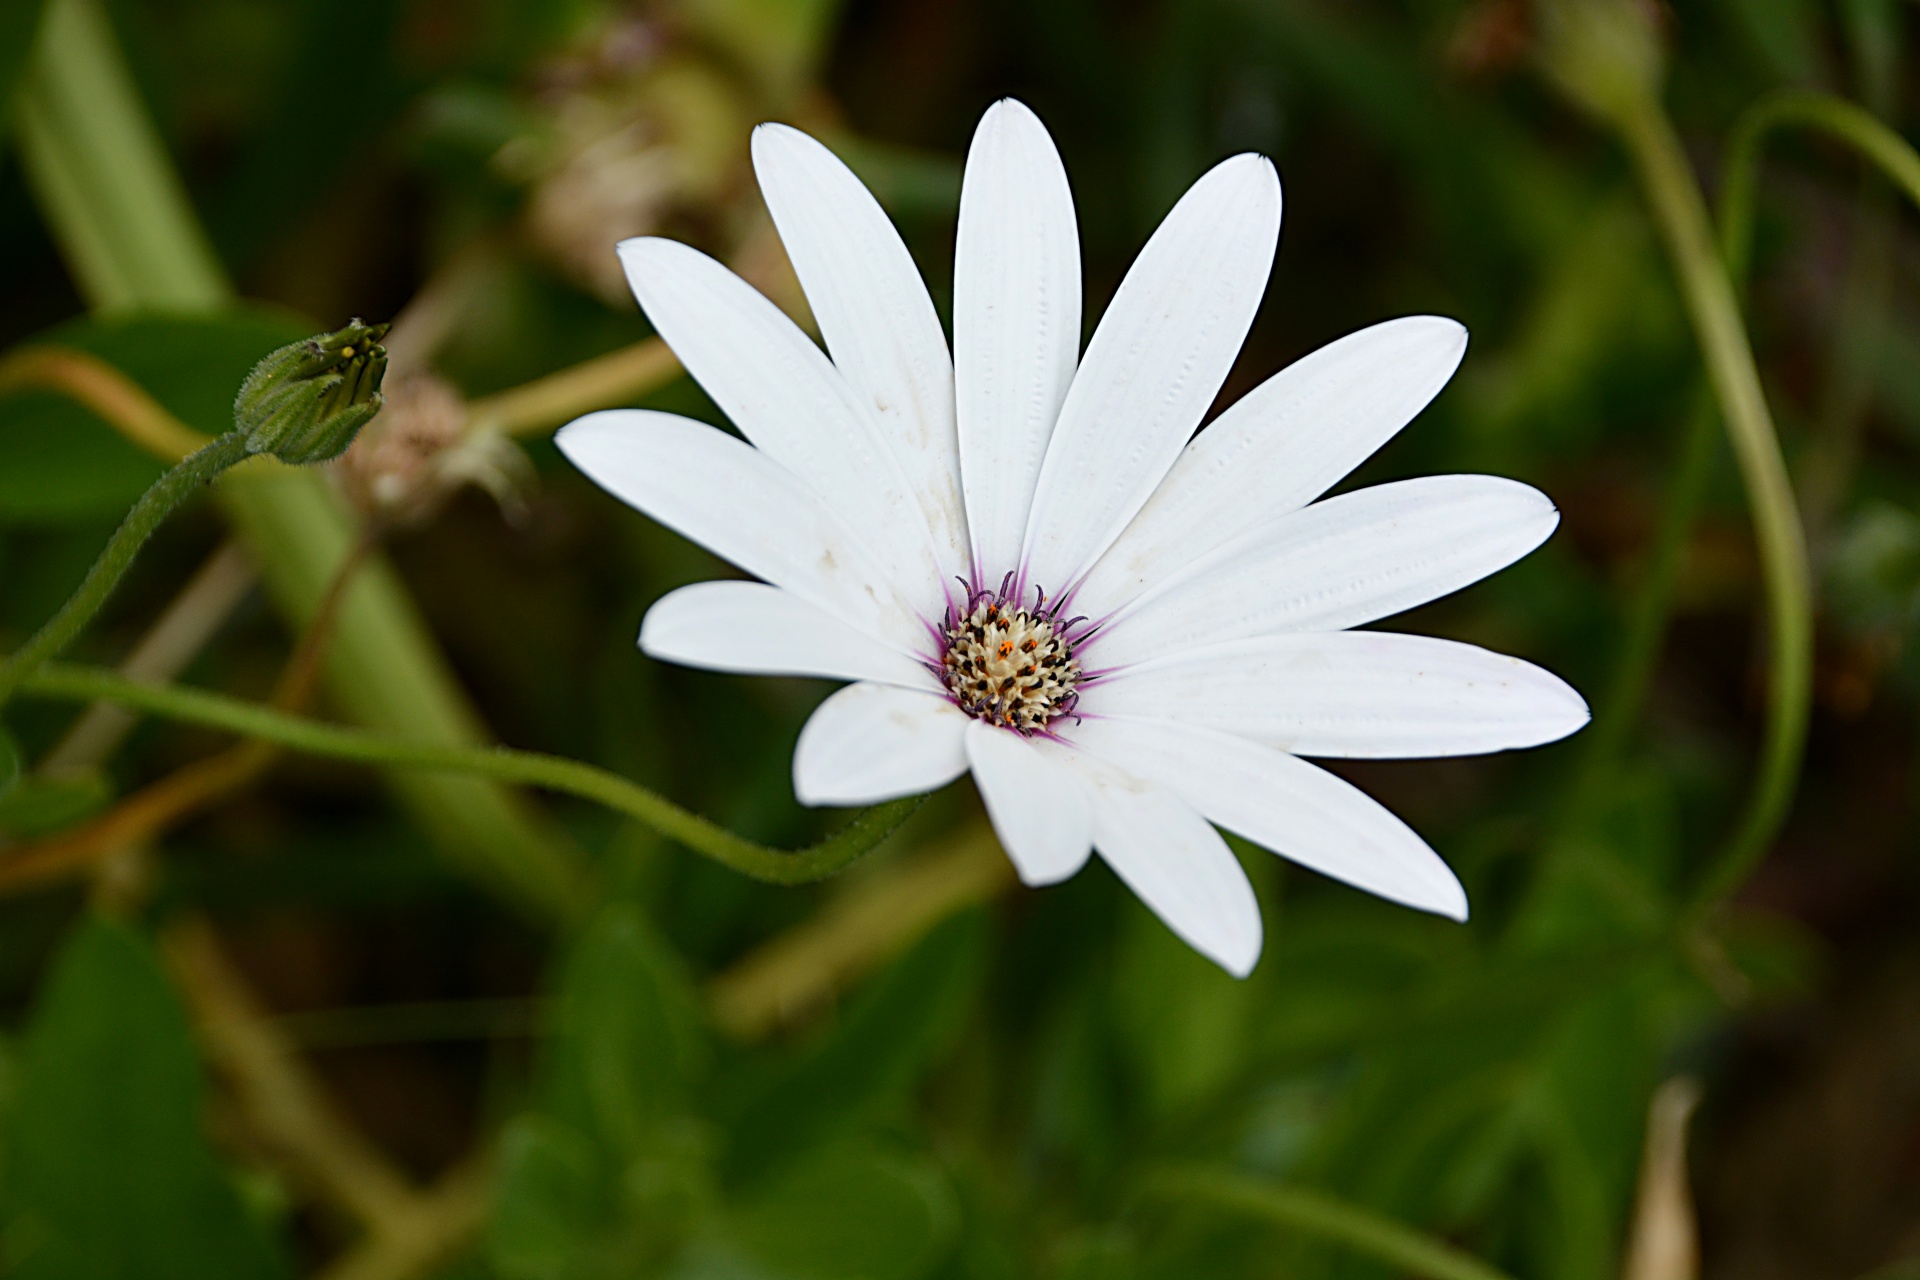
(1719, 90), (1920, 289)
(12, 0), (591, 922)
(16, 662), (924, 885)
(1139, 1168), (1516, 1280)
(0, 434), (251, 708)
(1614, 93), (1815, 905)
(11, 0), (226, 311)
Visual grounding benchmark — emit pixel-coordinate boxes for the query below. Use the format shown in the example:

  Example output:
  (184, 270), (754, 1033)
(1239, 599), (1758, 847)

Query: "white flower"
(557, 100), (1588, 976)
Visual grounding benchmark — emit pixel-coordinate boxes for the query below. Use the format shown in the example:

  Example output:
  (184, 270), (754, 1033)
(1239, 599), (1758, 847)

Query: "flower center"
(939, 582), (1083, 733)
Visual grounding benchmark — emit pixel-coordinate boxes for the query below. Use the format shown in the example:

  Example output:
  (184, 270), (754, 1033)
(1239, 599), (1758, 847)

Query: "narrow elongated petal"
(617, 237), (944, 614)
(1021, 154), (1282, 594)
(1085, 632), (1590, 758)
(1091, 475), (1559, 668)
(641, 581), (935, 688)
(793, 683), (970, 806)
(954, 99), (1081, 578)
(752, 125), (969, 581)
(1074, 717), (1466, 919)
(1063, 752), (1262, 977)
(558, 410), (922, 653)
(964, 720), (1093, 885)
(1079, 316), (1469, 615)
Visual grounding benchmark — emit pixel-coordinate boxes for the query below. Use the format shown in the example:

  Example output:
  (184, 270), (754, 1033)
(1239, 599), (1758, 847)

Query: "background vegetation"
(0, 0), (1916, 1277)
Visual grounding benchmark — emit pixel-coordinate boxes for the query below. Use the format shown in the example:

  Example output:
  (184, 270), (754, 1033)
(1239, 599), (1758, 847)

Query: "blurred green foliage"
(4, 918), (291, 1279)
(0, 313), (308, 522)
(0, 0), (1917, 1278)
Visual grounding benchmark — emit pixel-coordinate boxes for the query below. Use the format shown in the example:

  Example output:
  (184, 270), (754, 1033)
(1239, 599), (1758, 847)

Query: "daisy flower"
(557, 100), (1588, 975)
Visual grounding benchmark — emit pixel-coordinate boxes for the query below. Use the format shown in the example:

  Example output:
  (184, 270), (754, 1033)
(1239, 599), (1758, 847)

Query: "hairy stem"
(1139, 1167), (1516, 1280)
(0, 432), (252, 708)
(0, 535), (373, 893)
(18, 663), (924, 884)
(12, 0), (591, 924)
(39, 541), (257, 776)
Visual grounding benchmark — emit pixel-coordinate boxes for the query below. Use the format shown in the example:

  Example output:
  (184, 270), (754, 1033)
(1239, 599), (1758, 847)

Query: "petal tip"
(552, 410), (628, 467)
(1552, 683), (1594, 741)
(981, 96), (1043, 130)
(1005, 854), (1079, 889)
(614, 235), (667, 263)
(1392, 314), (1470, 371)
(749, 119), (813, 163)
(1219, 936), (1261, 979)
(791, 756), (836, 808)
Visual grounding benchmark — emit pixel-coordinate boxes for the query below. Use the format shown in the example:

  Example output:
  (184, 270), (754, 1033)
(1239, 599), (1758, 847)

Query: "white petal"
(1091, 475), (1559, 668)
(1073, 717), (1466, 919)
(793, 683), (969, 806)
(1063, 752), (1262, 977)
(640, 581), (936, 688)
(752, 125), (969, 582)
(557, 410), (922, 653)
(1078, 316), (1469, 615)
(616, 237), (945, 615)
(1021, 154), (1281, 595)
(964, 720), (1093, 886)
(953, 99), (1081, 579)
(1085, 632), (1590, 758)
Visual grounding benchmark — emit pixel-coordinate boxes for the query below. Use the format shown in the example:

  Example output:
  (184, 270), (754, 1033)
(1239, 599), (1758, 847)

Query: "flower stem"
(1718, 90), (1920, 287)
(1138, 1167), (1516, 1280)
(16, 662), (925, 885)
(38, 541), (257, 777)
(12, 0), (591, 923)
(0, 533), (375, 894)
(465, 338), (681, 439)
(1613, 93), (1814, 905)
(0, 432), (252, 709)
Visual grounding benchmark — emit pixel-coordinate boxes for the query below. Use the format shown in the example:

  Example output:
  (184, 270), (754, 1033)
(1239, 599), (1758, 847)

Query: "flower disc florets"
(939, 578), (1083, 733)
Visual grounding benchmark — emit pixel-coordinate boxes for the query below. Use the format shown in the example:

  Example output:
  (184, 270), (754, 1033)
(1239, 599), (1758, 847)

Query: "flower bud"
(234, 320), (391, 465)
(1535, 0), (1665, 123)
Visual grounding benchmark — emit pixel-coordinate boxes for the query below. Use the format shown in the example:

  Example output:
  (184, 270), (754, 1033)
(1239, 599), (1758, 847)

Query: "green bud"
(1535, 0), (1666, 124)
(234, 319), (391, 465)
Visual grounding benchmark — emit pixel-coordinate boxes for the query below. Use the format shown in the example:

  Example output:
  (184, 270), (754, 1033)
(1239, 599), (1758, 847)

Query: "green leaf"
(0, 310), (312, 524)
(1, 916), (292, 1280)
(487, 1116), (606, 1280)
(724, 911), (986, 1185)
(726, 1141), (956, 1280)
(0, 770), (113, 839)
(1111, 894), (1255, 1118)
(0, 0), (51, 121)
(1827, 501), (1920, 631)
(488, 907), (718, 1280)
(543, 903), (710, 1159)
